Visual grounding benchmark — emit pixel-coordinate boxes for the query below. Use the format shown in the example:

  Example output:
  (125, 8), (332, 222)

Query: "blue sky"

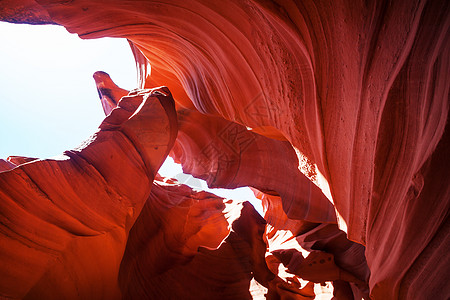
(0, 22), (136, 159)
(0, 22), (262, 213)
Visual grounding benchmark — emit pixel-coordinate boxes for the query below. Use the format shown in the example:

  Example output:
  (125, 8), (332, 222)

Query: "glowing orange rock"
(119, 179), (276, 299)
(1, 0), (449, 298)
(172, 109), (337, 224)
(0, 73), (279, 298)
(256, 190), (370, 299)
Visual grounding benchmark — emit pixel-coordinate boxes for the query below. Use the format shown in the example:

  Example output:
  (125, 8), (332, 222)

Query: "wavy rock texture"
(119, 179), (273, 299)
(1, 0), (449, 299)
(172, 109), (337, 224)
(255, 190), (370, 299)
(93, 70), (279, 299)
(0, 88), (177, 299)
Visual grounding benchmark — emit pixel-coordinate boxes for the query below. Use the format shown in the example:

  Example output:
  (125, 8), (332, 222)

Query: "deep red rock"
(0, 87), (177, 299)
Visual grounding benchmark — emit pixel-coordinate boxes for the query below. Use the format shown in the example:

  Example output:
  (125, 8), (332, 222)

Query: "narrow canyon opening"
(0, 22), (263, 214)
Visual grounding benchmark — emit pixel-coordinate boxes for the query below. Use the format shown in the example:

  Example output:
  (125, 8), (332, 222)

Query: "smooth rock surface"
(0, 87), (177, 299)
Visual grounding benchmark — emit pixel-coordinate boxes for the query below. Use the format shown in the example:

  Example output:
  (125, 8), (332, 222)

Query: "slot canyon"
(0, 0), (448, 299)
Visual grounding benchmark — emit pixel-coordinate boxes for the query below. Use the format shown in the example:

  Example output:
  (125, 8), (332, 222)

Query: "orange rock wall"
(0, 0), (449, 299)
(119, 179), (261, 299)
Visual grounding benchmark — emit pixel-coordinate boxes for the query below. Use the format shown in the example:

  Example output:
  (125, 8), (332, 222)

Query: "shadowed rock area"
(0, 1), (449, 299)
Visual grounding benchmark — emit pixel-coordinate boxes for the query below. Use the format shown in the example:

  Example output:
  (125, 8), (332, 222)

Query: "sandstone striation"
(119, 179), (271, 299)
(0, 87), (178, 298)
(0, 0), (449, 299)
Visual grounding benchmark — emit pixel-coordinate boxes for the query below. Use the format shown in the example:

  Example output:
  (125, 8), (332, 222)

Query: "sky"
(0, 22), (263, 213)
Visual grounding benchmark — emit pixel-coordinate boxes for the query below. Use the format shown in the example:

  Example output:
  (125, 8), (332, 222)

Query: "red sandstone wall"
(0, 1), (449, 299)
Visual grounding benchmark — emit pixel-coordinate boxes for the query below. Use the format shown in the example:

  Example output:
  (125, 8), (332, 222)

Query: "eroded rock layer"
(119, 180), (269, 299)
(0, 0), (449, 299)
(0, 87), (178, 299)
(172, 109), (337, 224)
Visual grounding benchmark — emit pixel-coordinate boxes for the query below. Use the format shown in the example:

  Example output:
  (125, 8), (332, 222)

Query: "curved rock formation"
(172, 109), (337, 224)
(1, 0), (449, 299)
(256, 189), (370, 299)
(119, 179), (272, 299)
(0, 87), (177, 299)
